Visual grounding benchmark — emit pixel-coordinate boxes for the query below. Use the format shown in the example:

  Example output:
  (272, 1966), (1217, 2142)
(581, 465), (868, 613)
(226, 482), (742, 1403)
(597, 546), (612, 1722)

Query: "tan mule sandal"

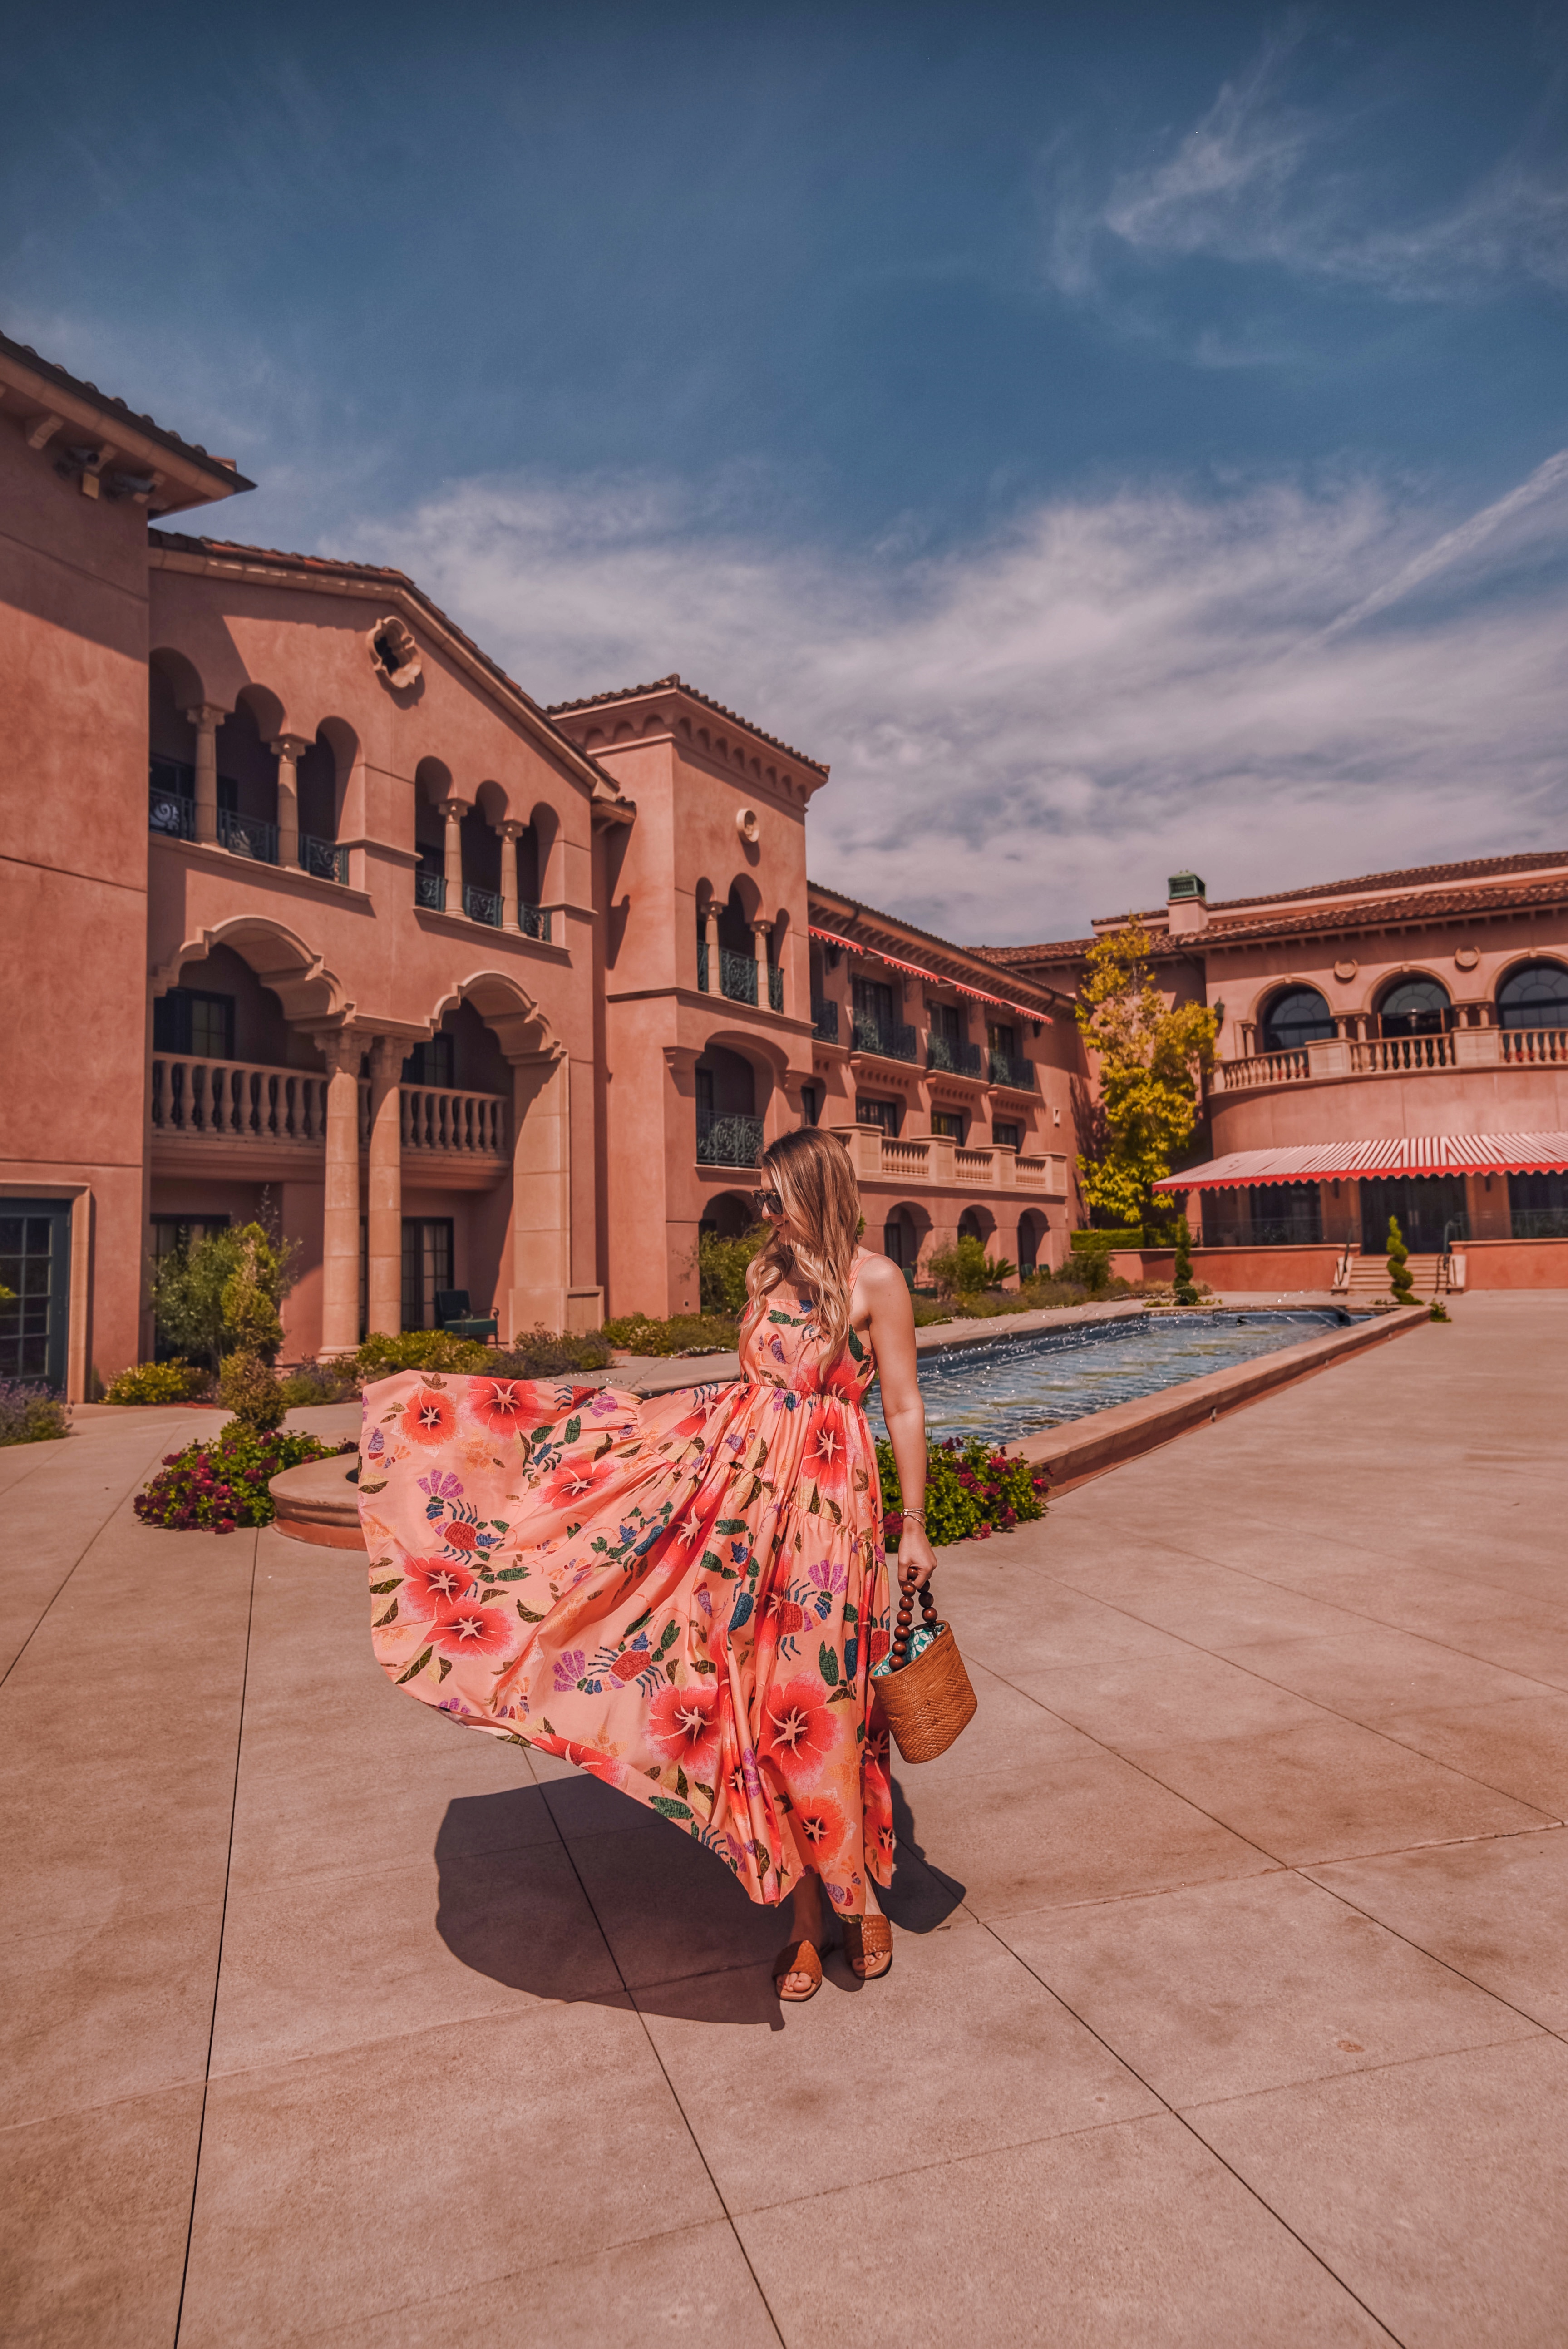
(843, 1915), (893, 1979)
(772, 1940), (823, 2002)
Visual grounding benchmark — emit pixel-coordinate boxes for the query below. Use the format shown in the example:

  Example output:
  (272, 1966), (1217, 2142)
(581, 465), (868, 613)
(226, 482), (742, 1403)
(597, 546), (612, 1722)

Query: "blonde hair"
(752, 1127), (861, 1362)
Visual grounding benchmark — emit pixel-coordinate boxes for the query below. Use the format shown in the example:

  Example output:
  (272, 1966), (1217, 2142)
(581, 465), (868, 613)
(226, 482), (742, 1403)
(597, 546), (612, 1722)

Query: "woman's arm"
(857, 1258), (939, 1596)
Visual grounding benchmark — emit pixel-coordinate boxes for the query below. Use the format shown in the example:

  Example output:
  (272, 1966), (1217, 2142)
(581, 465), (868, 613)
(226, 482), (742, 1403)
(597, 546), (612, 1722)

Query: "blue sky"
(5, 1), (1567, 938)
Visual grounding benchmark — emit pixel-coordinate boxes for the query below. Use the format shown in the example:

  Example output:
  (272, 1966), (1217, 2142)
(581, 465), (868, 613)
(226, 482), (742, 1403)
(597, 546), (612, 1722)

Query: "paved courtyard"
(5, 1293), (1568, 2346)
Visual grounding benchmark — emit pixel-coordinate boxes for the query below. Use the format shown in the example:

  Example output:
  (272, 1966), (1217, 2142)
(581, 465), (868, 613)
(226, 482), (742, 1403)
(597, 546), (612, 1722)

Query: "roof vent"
(1168, 870), (1206, 900)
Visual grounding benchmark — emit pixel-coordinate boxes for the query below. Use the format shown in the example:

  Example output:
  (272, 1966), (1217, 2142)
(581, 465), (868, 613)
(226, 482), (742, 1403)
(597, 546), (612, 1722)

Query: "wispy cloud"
(1051, 29), (1568, 308)
(357, 455), (1568, 943)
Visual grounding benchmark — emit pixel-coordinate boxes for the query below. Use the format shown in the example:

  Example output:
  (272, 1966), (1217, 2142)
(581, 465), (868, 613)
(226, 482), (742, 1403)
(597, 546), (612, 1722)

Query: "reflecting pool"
(868, 1311), (1360, 1448)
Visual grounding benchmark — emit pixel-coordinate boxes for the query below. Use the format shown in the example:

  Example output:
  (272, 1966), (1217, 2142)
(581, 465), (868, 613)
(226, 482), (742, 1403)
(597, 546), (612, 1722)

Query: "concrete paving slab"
(736, 2111), (1396, 2348)
(1373, 1693), (1568, 1816)
(1210, 1624), (1556, 1723)
(0, 2083), (203, 2349)
(301, 2220), (781, 2349)
(995, 1868), (1540, 2109)
(636, 1915), (1157, 2213)
(0, 1901), (218, 2131)
(1129, 1714), (1551, 1865)
(1006, 1648), (1334, 1752)
(179, 2002), (721, 2349)
(1307, 1827), (1568, 2031)
(1192, 2036), (1568, 2349)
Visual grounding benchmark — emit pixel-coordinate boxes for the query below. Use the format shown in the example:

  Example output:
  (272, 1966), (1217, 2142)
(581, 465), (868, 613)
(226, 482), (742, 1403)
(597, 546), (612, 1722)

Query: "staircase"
(1336, 1251), (1454, 1299)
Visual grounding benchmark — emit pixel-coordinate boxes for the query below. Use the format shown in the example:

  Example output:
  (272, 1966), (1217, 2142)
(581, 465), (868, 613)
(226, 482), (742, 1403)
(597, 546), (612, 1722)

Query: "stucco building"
(985, 859), (1568, 1290)
(1, 332), (1082, 1397)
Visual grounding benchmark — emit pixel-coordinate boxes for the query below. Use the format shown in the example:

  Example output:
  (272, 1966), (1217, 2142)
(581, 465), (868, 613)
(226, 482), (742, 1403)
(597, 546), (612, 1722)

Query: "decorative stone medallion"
(1333, 957), (1358, 981)
(1454, 944), (1480, 970)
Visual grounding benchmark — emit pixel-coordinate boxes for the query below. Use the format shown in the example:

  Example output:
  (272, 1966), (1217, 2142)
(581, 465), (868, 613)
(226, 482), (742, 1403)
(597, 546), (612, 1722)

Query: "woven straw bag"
(873, 1577), (977, 1763)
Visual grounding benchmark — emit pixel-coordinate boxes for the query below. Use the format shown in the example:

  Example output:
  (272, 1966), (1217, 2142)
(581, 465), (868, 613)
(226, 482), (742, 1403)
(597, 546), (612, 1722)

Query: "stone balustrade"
(827, 1125), (1067, 1194)
(151, 1053), (506, 1158)
(1217, 1027), (1564, 1092)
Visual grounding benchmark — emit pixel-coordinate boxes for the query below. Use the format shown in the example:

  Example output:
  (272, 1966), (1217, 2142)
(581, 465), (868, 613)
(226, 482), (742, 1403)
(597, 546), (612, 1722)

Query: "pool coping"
(1007, 1303), (1432, 1496)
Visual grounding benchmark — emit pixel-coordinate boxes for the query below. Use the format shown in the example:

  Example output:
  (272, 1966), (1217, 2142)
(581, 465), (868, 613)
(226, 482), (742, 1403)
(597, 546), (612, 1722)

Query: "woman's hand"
(893, 1519), (939, 1595)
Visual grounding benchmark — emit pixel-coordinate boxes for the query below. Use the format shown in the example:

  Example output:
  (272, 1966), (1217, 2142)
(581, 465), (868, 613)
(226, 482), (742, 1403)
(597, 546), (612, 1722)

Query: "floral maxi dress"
(361, 1274), (895, 1915)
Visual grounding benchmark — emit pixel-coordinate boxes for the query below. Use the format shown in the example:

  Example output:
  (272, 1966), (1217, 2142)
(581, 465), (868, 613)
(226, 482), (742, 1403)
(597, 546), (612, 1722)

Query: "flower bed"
(875, 1435), (1049, 1548)
(0, 1378), (70, 1446)
(134, 1426), (334, 1532)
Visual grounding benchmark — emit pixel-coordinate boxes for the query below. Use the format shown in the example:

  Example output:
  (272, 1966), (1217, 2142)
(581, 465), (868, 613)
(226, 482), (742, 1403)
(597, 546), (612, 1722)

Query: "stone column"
(319, 1032), (363, 1357)
(272, 734), (308, 870)
(752, 918), (772, 1008)
(366, 1036), (404, 1336)
(187, 704), (223, 844)
(508, 1048), (572, 1334)
(441, 799), (468, 916)
(499, 820), (523, 932)
(698, 898), (717, 992)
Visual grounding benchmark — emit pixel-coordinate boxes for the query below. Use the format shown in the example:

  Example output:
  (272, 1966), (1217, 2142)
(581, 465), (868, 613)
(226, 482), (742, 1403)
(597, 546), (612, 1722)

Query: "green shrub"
(217, 1348), (287, 1434)
(354, 1329), (497, 1379)
(600, 1311), (741, 1357)
(103, 1359), (212, 1406)
(278, 1357), (359, 1407)
(133, 1426), (332, 1531)
(698, 1225), (767, 1315)
(494, 1326), (613, 1377)
(1386, 1215), (1416, 1308)
(1172, 1219), (1199, 1307)
(149, 1216), (296, 1369)
(927, 1234), (1017, 1297)
(876, 1435), (1050, 1548)
(0, 1378), (70, 1446)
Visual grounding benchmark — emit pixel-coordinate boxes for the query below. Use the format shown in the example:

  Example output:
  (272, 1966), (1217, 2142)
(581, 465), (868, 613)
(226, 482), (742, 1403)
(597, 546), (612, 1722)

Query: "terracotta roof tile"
(1208, 848), (1568, 912)
(809, 883), (1061, 1007)
(547, 674), (828, 775)
(0, 327), (256, 490)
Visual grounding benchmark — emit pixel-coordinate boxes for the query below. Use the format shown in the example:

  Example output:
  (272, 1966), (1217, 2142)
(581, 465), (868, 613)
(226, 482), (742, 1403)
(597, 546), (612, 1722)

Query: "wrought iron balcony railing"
(300, 833), (348, 884)
(415, 869), (447, 911)
(464, 882), (503, 927)
(697, 938), (710, 992)
(768, 964), (784, 1012)
(696, 1112), (764, 1166)
(149, 783), (195, 841)
(927, 1033), (983, 1076)
(518, 901), (551, 942)
(219, 807), (278, 864)
(719, 948), (758, 1007)
(811, 999), (839, 1042)
(853, 1015), (918, 1063)
(988, 1049), (1036, 1091)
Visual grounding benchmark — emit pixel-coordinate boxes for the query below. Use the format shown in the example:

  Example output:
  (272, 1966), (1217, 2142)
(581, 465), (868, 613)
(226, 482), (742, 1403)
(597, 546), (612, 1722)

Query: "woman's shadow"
(433, 1767), (965, 2024)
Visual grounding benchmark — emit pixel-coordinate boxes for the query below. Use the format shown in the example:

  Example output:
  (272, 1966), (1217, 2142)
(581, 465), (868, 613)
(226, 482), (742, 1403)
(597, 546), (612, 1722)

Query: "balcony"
(1217, 1028), (1568, 1093)
(812, 999), (840, 1042)
(831, 1125), (1068, 1194)
(696, 1112), (764, 1167)
(149, 780), (196, 841)
(300, 833), (348, 884)
(718, 949), (758, 1007)
(927, 1034), (984, 1077)
(415, 870), (447, 912)
(464, 882), (503, 927)
(768, 965), (784, 1013)
(853, 1015), (918, 1063)
(988, 1049), (1036, 1091)
(151, 1054), (507, 1160)
(218, 807), (279, 864)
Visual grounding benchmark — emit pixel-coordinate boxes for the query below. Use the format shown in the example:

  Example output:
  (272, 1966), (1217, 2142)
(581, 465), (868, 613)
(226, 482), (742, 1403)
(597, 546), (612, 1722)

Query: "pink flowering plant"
(133, 1426), (333, 1532)
(875, 1435), (1049, 1549)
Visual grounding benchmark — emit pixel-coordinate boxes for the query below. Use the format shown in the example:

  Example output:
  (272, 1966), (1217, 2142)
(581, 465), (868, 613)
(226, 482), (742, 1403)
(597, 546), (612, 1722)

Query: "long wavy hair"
(751, 1126), (861, 1362)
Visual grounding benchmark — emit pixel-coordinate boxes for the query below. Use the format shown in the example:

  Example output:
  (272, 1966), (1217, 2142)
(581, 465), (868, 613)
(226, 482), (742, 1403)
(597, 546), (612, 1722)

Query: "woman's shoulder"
(849, 1249), (908, 1308)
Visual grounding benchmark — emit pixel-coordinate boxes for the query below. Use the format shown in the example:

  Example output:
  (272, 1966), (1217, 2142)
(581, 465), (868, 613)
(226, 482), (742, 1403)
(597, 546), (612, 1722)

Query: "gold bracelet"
(898, 1507), (927, 1525)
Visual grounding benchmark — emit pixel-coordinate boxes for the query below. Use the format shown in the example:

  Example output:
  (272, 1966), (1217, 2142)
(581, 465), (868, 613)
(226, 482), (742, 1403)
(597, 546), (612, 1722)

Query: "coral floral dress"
(361, 1265), (895, 1915)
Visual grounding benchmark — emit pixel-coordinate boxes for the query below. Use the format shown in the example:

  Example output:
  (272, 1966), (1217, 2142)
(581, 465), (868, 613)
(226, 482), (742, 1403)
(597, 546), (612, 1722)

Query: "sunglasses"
(750, 1188), (784, 1217)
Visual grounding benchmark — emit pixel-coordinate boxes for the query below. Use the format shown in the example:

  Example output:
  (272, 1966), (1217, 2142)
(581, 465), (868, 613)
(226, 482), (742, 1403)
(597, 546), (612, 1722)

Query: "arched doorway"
(695, 1044), (761, 1167)
(1017, 1210), (1049, 1276)
(1376, 976), (1451, 1038)
(883, 1205), (917, 1272)
(700, 1191), (756, 1241)
(1498, 962), (1568, 1031)
(1260, 987), (1334, 1054)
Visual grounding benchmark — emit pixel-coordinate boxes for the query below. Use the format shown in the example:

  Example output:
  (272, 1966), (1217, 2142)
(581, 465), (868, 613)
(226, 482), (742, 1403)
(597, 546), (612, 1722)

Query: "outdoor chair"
(433, 1288), (499, 1344)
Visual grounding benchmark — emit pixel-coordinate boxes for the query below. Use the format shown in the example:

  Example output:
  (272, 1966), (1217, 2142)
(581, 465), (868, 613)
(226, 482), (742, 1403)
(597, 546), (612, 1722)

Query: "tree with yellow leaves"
(1075, 917), (1217, 1234)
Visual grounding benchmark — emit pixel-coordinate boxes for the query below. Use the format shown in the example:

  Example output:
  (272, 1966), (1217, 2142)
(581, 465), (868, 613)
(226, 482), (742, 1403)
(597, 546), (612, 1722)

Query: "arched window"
(1497, 961), (1568, 1031)
(1377, 977), (1450, 1038)
(1261, 987), (1334, 1054)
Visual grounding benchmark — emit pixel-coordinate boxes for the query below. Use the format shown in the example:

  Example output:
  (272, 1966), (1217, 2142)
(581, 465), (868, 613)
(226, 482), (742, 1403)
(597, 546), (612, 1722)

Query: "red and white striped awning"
(808, 926), (1053, 1025)
(1153, 1134), (1568, 1194)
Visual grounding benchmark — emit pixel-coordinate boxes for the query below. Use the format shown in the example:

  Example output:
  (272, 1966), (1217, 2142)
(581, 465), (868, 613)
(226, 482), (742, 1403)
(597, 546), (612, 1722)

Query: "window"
(1202, 1183), (1322, 1248)
(994, 1121), (1022, 1150)
(1509, 1171), (1568, 1238)
(401, 1218), (454, 1330)
(931, 1110), (965, 1141)
(986, 1021), (1016, 1058)
(150, 1215), (230, 1265)
(153, 988), (235, 1060)
(930, 1003), (963, 1044)
(0, 1204), (71, 1387)
(402, 1034), (455, 1088)
(883, 1209), (916, 1269)
(800, 1083), (822, 1127)
(853, 977), (897, 1030)
(1260, 988), (1333, 1054)
(1498, 962), (1568, 1031)
(1017, 1215), (1045, 1274)
(1377, 977), (1450, 1037)
(856, 1096), (902, 1136)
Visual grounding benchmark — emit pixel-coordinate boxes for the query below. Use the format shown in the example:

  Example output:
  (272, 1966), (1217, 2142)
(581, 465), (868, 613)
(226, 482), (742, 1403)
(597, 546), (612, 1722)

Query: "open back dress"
(362, 1263), (895, 1916)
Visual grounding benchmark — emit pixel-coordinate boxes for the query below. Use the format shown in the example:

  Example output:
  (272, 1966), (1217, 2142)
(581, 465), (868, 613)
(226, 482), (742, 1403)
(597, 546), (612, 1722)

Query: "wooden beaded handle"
(890, 1577), (941, 1669)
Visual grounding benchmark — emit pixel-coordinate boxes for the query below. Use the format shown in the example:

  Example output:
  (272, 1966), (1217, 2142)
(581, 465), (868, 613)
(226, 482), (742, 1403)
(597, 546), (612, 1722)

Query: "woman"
(360, 1125), (937, 2001)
